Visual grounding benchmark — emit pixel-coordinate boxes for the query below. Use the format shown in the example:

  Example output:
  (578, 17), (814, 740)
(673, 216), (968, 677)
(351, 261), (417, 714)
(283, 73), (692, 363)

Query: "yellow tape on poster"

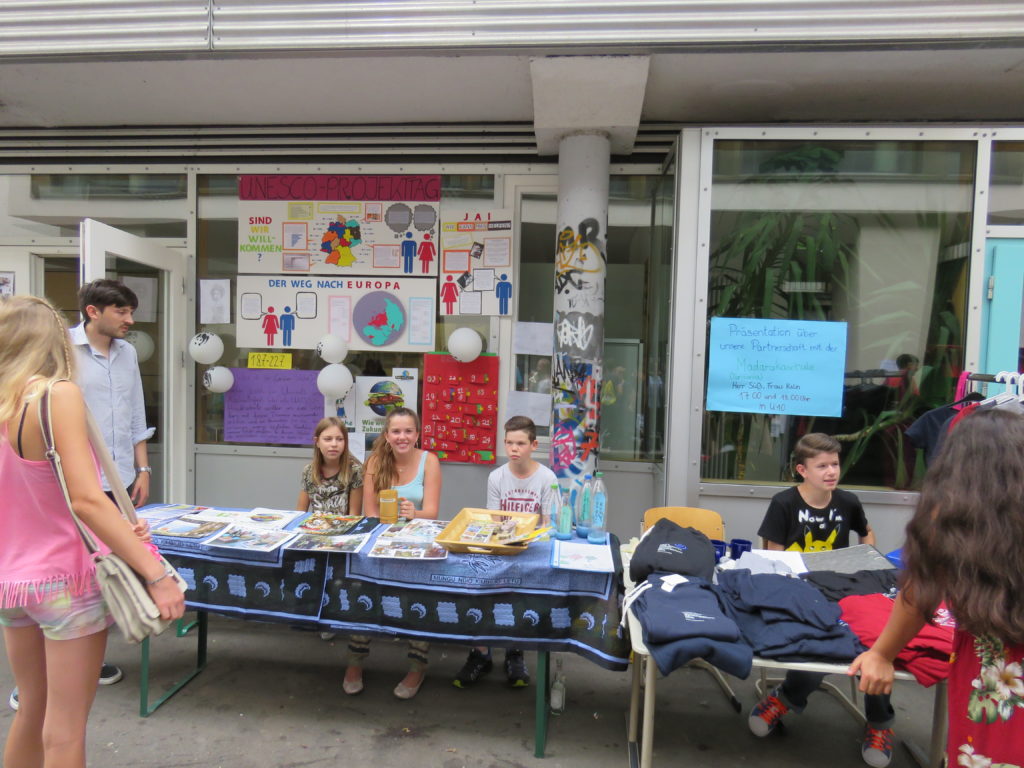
(248, 352), (292, 369)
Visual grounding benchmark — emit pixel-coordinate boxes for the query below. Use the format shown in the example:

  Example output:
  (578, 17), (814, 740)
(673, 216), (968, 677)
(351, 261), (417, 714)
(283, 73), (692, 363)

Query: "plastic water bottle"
(575, 473), (593, 538)
(568, 476), (584, 523)
(587, 471), (608, 544)
(554, 486), (573, 540)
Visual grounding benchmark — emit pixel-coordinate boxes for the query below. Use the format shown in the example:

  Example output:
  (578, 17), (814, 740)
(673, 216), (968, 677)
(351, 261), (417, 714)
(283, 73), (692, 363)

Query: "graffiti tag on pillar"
(555, 219), (606, 274)
(554, 268), (586, 295)
(555, 310), (600, 358)
(552, 353), (598, 392)
(551, 422), (580, 473)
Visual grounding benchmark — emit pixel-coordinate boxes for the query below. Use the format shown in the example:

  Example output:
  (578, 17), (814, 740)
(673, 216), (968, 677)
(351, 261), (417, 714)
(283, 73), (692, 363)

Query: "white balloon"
(317, 363), (354, 398)
(203, 366), (234, 393)
(123, 330), (155, 363)
(188, 332), (224, 365)
(447, 327), (483, 363)
(316, 334), (349, 364)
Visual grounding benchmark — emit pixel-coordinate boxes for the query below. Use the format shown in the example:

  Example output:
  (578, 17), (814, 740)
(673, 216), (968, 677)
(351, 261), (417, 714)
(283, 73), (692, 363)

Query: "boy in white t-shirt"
(453, 416), (558, 690)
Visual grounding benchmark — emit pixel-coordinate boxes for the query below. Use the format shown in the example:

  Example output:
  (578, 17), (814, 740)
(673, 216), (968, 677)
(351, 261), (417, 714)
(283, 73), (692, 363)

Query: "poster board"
(223, 368), (322, 445)
(438, 209), (514, 316)
(235, 274), (435, 351)
(422, 353), (499, 464)
(238, 174), (441, 276)
(706, 317), (848, 417)
(353, 367), (420, 435)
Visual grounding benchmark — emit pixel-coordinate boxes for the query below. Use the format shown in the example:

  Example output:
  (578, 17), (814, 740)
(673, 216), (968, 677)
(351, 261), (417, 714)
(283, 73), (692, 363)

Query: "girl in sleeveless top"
(345, 408), (442, 699)
(0, 296), (184, 768)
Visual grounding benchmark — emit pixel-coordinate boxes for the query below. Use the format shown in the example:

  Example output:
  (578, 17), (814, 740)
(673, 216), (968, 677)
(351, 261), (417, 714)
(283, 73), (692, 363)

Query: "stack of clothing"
(715, 569), (864, 661)
(840, 593), (954, 686)
(625, 573), (752, 678)
(801, 569), (900, 601)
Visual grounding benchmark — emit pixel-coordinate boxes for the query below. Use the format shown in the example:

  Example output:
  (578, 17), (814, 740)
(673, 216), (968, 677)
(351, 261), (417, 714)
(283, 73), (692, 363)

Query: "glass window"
(195, 174), (495, 446)
(989, 142), (1024, 225)
(515, 176), (672, 460)
(704, 140), (975, 490)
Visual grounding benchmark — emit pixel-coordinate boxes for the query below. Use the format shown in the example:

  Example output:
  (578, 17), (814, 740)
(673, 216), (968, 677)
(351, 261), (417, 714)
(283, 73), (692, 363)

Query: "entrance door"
(982, 238), (1024, 375)
(80, 219), (188, 503)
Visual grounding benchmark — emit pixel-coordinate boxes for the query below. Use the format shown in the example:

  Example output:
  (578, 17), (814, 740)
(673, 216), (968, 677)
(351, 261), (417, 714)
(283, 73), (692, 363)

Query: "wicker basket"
(435, 508), (540, 556)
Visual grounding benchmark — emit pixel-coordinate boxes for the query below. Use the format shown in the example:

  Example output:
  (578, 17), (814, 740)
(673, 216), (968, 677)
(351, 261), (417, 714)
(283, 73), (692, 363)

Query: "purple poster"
(224, 368), (321, 445)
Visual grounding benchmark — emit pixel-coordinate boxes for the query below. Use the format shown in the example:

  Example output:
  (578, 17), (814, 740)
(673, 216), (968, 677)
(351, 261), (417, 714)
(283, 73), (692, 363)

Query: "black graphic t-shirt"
(758, 486), (868, 552)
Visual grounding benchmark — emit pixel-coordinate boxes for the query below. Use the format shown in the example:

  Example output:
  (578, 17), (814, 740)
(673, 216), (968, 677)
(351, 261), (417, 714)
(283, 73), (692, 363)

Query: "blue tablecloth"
(161, 526), (628, 670)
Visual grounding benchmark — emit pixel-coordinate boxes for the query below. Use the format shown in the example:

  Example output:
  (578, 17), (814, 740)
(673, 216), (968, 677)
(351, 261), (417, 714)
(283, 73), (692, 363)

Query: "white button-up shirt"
(70, 322), (155, 491)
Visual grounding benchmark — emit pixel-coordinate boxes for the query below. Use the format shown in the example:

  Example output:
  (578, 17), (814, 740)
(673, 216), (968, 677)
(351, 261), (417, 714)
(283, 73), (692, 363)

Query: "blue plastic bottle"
(575, 473), (593, 538)
(554, 486), (573, 540)
(587, 471), (608, 544)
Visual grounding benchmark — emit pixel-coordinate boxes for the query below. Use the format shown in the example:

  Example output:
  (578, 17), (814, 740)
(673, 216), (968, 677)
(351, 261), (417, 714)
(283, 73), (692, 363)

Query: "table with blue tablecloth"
(146, 520), (629, 756)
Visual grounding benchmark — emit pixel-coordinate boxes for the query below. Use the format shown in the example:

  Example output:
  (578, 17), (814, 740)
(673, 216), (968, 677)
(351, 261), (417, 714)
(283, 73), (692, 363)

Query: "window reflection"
(704, 141), (975, 490)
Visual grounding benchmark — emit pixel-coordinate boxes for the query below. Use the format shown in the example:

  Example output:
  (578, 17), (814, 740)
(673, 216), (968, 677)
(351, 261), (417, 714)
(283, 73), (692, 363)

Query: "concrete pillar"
(550, 131), (610, 488)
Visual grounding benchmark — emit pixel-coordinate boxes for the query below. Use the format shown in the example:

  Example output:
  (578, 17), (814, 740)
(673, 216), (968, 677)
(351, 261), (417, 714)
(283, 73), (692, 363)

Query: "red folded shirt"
(839, 593), (954, 686)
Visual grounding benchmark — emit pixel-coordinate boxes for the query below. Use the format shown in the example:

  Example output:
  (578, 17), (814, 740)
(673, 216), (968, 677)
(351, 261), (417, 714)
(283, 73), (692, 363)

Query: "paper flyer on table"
(186, 507), (305, 529)
(204, 524), (297, 552)
(150, 517), (228, 540)
(550, 539), (615, 572)
(367, 519), (448, 559)
(296, 514), (365, 536)
(286, 533), (372, 553)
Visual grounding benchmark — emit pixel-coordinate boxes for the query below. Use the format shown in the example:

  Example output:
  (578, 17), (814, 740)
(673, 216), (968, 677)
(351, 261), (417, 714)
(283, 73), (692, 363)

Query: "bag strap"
(38, 379), (140, 556)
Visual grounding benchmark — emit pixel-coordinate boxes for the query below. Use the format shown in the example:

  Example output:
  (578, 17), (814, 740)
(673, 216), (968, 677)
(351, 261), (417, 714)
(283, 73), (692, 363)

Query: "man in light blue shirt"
(70, 279), (155, 506)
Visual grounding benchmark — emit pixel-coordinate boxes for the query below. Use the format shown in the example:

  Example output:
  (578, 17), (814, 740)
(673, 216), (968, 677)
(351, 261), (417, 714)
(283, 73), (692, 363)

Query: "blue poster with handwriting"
(706, 318), (848, 417)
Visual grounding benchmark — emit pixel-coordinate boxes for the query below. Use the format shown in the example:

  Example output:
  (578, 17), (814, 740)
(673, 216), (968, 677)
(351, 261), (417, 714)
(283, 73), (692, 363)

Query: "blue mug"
(729, 538), (753, 561)
(710, 539), (727, 563)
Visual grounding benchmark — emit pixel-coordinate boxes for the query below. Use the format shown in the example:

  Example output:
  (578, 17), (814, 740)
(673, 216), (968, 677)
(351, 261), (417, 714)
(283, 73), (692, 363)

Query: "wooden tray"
(435, 508), (540, 556)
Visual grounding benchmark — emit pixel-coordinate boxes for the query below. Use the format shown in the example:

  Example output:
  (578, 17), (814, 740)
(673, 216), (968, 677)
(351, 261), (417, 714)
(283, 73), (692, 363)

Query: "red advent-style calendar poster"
(422, 352), (499, 464)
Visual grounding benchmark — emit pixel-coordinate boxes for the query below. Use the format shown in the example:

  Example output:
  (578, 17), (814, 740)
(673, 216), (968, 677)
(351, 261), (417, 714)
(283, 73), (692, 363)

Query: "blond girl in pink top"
(0, 296), (184, 768)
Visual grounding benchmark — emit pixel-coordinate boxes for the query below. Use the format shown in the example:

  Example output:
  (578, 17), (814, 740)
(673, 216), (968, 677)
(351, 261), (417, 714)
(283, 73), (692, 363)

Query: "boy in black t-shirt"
(749, 434), (893, 768)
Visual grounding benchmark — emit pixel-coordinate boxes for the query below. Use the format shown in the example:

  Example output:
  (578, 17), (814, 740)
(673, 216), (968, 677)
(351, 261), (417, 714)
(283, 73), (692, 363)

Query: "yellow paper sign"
(247, 352), (292, 369)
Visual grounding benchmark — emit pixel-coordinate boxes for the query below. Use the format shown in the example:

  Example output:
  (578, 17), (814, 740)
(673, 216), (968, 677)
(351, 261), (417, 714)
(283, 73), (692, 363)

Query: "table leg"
(534, 651), (550, 758)
(627, 653), (641, 768)
(640, 654), (656, 768)
(139, 611), (209, 717)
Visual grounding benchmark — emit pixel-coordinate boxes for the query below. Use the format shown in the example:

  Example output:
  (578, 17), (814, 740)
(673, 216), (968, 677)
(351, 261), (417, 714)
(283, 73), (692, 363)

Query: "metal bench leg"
(139, 611), (209, 717)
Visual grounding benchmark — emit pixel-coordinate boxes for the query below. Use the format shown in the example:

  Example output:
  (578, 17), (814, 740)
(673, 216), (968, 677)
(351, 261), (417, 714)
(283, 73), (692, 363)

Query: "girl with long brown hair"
(344, 407), (442, 700)
(850, 408), (1024, 766)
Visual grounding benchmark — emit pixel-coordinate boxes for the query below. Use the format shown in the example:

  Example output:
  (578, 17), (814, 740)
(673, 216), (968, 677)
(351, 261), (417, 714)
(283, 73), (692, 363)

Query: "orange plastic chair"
(642, 506), (725, 542)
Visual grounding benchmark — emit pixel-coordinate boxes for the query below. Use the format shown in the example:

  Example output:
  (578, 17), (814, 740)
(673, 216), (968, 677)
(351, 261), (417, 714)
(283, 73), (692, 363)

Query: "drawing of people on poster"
(262, 307), (280, 346)
(418, 233), (436, 274)
(495, 273), (512, 315)
(440, 275), (460, 314)
(280, 306), (297, 346)
(402, 232), (417, 274)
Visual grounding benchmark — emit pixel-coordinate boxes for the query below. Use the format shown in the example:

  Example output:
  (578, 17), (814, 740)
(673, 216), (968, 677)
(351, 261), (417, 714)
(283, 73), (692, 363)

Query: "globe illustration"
(353, 291), (405, 347)
(364, 380), (405, 416)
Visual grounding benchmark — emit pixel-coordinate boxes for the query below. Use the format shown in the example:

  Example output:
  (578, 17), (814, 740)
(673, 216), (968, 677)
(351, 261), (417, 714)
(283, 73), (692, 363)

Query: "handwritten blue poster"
(706, 318), (848, 417)
(224, 368), (322, 445)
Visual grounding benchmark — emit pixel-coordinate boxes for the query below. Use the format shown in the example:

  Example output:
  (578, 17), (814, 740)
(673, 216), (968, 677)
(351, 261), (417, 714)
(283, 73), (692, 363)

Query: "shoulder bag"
(39, 380), (186, 643)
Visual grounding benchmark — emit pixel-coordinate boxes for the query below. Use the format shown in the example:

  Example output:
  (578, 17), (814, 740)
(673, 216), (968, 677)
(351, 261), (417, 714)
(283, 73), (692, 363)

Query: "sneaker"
(504, 649), (530, 688)
(453, 649), (493, 688)
(319, 631), (337, 641)
(748, 688), (790, 737)
(98, 663), (123, 686)
(861, 725), (895, 768)
(8, 688), (18, 712)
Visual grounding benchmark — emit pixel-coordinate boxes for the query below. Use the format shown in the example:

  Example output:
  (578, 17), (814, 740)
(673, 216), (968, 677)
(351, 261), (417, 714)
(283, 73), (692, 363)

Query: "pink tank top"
(0, 425), (98, 608)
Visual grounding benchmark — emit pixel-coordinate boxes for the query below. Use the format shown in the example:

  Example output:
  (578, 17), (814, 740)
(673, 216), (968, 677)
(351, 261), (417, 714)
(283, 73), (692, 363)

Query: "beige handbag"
(39, 381), (186, 643)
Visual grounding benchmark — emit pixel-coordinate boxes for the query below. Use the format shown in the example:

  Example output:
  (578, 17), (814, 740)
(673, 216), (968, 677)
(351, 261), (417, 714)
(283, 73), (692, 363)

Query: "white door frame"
(80, 219), (188, 502)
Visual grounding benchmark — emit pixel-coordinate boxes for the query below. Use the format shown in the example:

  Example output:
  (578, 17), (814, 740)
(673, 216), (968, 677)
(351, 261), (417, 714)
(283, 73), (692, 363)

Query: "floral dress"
(947, 629), (1024, 767)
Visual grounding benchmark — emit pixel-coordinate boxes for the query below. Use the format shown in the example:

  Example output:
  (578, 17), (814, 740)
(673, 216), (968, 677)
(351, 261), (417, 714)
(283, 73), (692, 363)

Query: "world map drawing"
(353, 291), (406, 347)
